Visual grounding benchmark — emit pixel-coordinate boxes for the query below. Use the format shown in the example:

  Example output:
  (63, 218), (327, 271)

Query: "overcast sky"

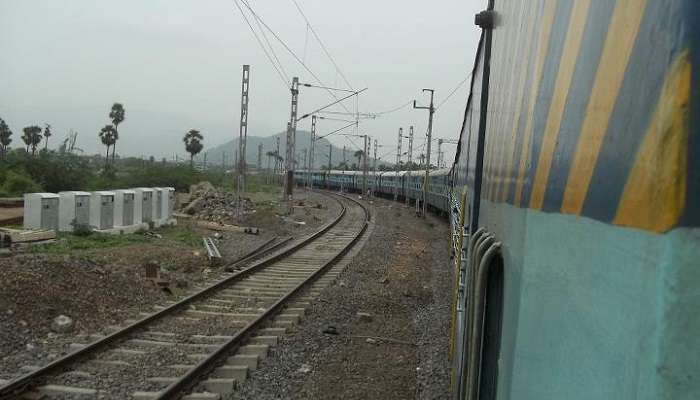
(0, 0), (484, 162)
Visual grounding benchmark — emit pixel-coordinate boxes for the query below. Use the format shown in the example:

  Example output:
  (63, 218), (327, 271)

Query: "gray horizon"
(0, 0), (484, 164)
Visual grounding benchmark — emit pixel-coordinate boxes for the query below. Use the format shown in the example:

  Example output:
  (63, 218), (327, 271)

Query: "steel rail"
(225, 236), (294, 269)
(0, 193), (349, 399)
(156, 192), (369, 399)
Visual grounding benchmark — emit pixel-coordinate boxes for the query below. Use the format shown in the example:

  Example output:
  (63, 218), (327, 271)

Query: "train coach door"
(477, 255), (504, 400)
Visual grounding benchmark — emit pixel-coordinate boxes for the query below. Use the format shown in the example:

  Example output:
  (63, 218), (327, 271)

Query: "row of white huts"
(23, 187), (176, 233)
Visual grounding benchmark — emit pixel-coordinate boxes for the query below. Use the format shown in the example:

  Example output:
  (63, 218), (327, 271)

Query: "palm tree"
(99, 125), (117, 168)
(354, 150), (364, 170)
(30, 130), (42, 155)
(22, 126), (42, 155)
(21, 127), (32, 152)
(43, 124), (52, 150)
(183, 129), (204, 167)
(0, 118), (12, 158)
(109, 103), (125, 161)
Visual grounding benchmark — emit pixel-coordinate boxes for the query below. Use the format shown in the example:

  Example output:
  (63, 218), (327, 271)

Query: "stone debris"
(365, 338), (377, 344)
(356, 312), (373, 322)
(180, 181), (255, 224)
(322, 326), (338, 335)
(50, 315), (74, 334)
(297, 364), (312, 374)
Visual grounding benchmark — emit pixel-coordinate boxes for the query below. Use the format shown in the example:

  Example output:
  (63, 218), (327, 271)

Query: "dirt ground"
(0, 190), (454, 398)
(231, 195), (454, 400)
(0, 189), (340, 382)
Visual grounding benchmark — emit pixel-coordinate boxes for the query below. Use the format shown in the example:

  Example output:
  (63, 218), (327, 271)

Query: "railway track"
(0, 192), (369, 400)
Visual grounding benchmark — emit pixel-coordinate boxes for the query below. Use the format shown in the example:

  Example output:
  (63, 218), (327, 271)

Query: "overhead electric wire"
(247, 1), (290, 83)
(302, 23), (310, 63)
(239, 0), (353, 114)
(315, 121), (357, 140)
(297, 88), (368, 121)
(290, 0), (355, 91)
(375, 100), (413, 115)
(436, 73), (472, 110)
(233, 0), (289, 88)
(339, 134), (364, 152)
(301, 83), (355, 93)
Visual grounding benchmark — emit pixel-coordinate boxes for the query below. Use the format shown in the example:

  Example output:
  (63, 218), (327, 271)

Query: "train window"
(478, 254), (504, 400)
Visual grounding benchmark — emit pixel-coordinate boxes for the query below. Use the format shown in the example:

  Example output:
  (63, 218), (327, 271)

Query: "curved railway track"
(0, 191), (369, 400)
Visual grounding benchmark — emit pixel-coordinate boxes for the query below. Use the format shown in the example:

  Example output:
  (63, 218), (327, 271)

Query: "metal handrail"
(465, 241), (501, 400)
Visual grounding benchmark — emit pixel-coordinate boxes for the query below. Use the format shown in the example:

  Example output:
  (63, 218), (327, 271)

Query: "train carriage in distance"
(426, 168), (451, 212)
(404, 171), (422, 202)
(377, 171), (408, 200)
(326, 170), (355, 191)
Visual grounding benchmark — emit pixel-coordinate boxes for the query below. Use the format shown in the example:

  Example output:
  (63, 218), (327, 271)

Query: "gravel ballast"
(230, 195), (453, 399)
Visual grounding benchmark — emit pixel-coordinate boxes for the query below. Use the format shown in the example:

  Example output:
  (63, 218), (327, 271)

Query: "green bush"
(0, 150), (240, 196)
(1, 150), (88, 194)
(0, 170), (42, 196)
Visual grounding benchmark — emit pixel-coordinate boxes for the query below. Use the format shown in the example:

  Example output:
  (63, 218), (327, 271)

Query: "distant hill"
(202, 130), (388, 170)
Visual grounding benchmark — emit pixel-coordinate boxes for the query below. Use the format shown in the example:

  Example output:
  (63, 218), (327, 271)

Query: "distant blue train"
(293, 169), (452, 213)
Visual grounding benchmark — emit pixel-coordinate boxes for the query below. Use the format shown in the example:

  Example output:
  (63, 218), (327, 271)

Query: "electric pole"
(362, 134), (369, 195)
(275, 136), (281, 177)
(222, 152), (226, 170)
(342, 145), (347, 169)
(303, 148), (308, 188)
(257, 143), (263, 173)
(405, 126), (414, 205)
(438, 138), (443, 169)
(328, 145), (332, 172)
(395, 127), (403, 201)
(238, 65), (250, 208)
(284, 77), (299, 212)
(308, 115), (316, 189)
(408, 126), (414, 168)
(372, 139), (378, 196)
(414, 89), (435, 217)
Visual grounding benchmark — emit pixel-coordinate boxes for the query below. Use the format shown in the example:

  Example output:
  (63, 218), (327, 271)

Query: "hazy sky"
(0, 0), (484, 162)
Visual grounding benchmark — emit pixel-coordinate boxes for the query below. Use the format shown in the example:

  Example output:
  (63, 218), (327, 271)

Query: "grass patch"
(30, 225), (202, 254)
(158, 225), (202, 247)
(31, 232), (149, 254)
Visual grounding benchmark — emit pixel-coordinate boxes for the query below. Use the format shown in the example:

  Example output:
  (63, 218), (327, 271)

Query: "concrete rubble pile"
(181, 182), (254, 224)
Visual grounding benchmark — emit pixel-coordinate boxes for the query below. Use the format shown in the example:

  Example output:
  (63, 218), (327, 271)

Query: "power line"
(290, 0), (355, 91)
(297, 88), (368, 121)
(436, 73), (472, 110)
(375, 100), (413, 115)
(302, 23), (310, 63)
(239, 0), (352, 114)
(341, 135), (364, 152)
(315, 121), (357, 140)
(247, 1), (290, 83)
(233, 0), (288, 88)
